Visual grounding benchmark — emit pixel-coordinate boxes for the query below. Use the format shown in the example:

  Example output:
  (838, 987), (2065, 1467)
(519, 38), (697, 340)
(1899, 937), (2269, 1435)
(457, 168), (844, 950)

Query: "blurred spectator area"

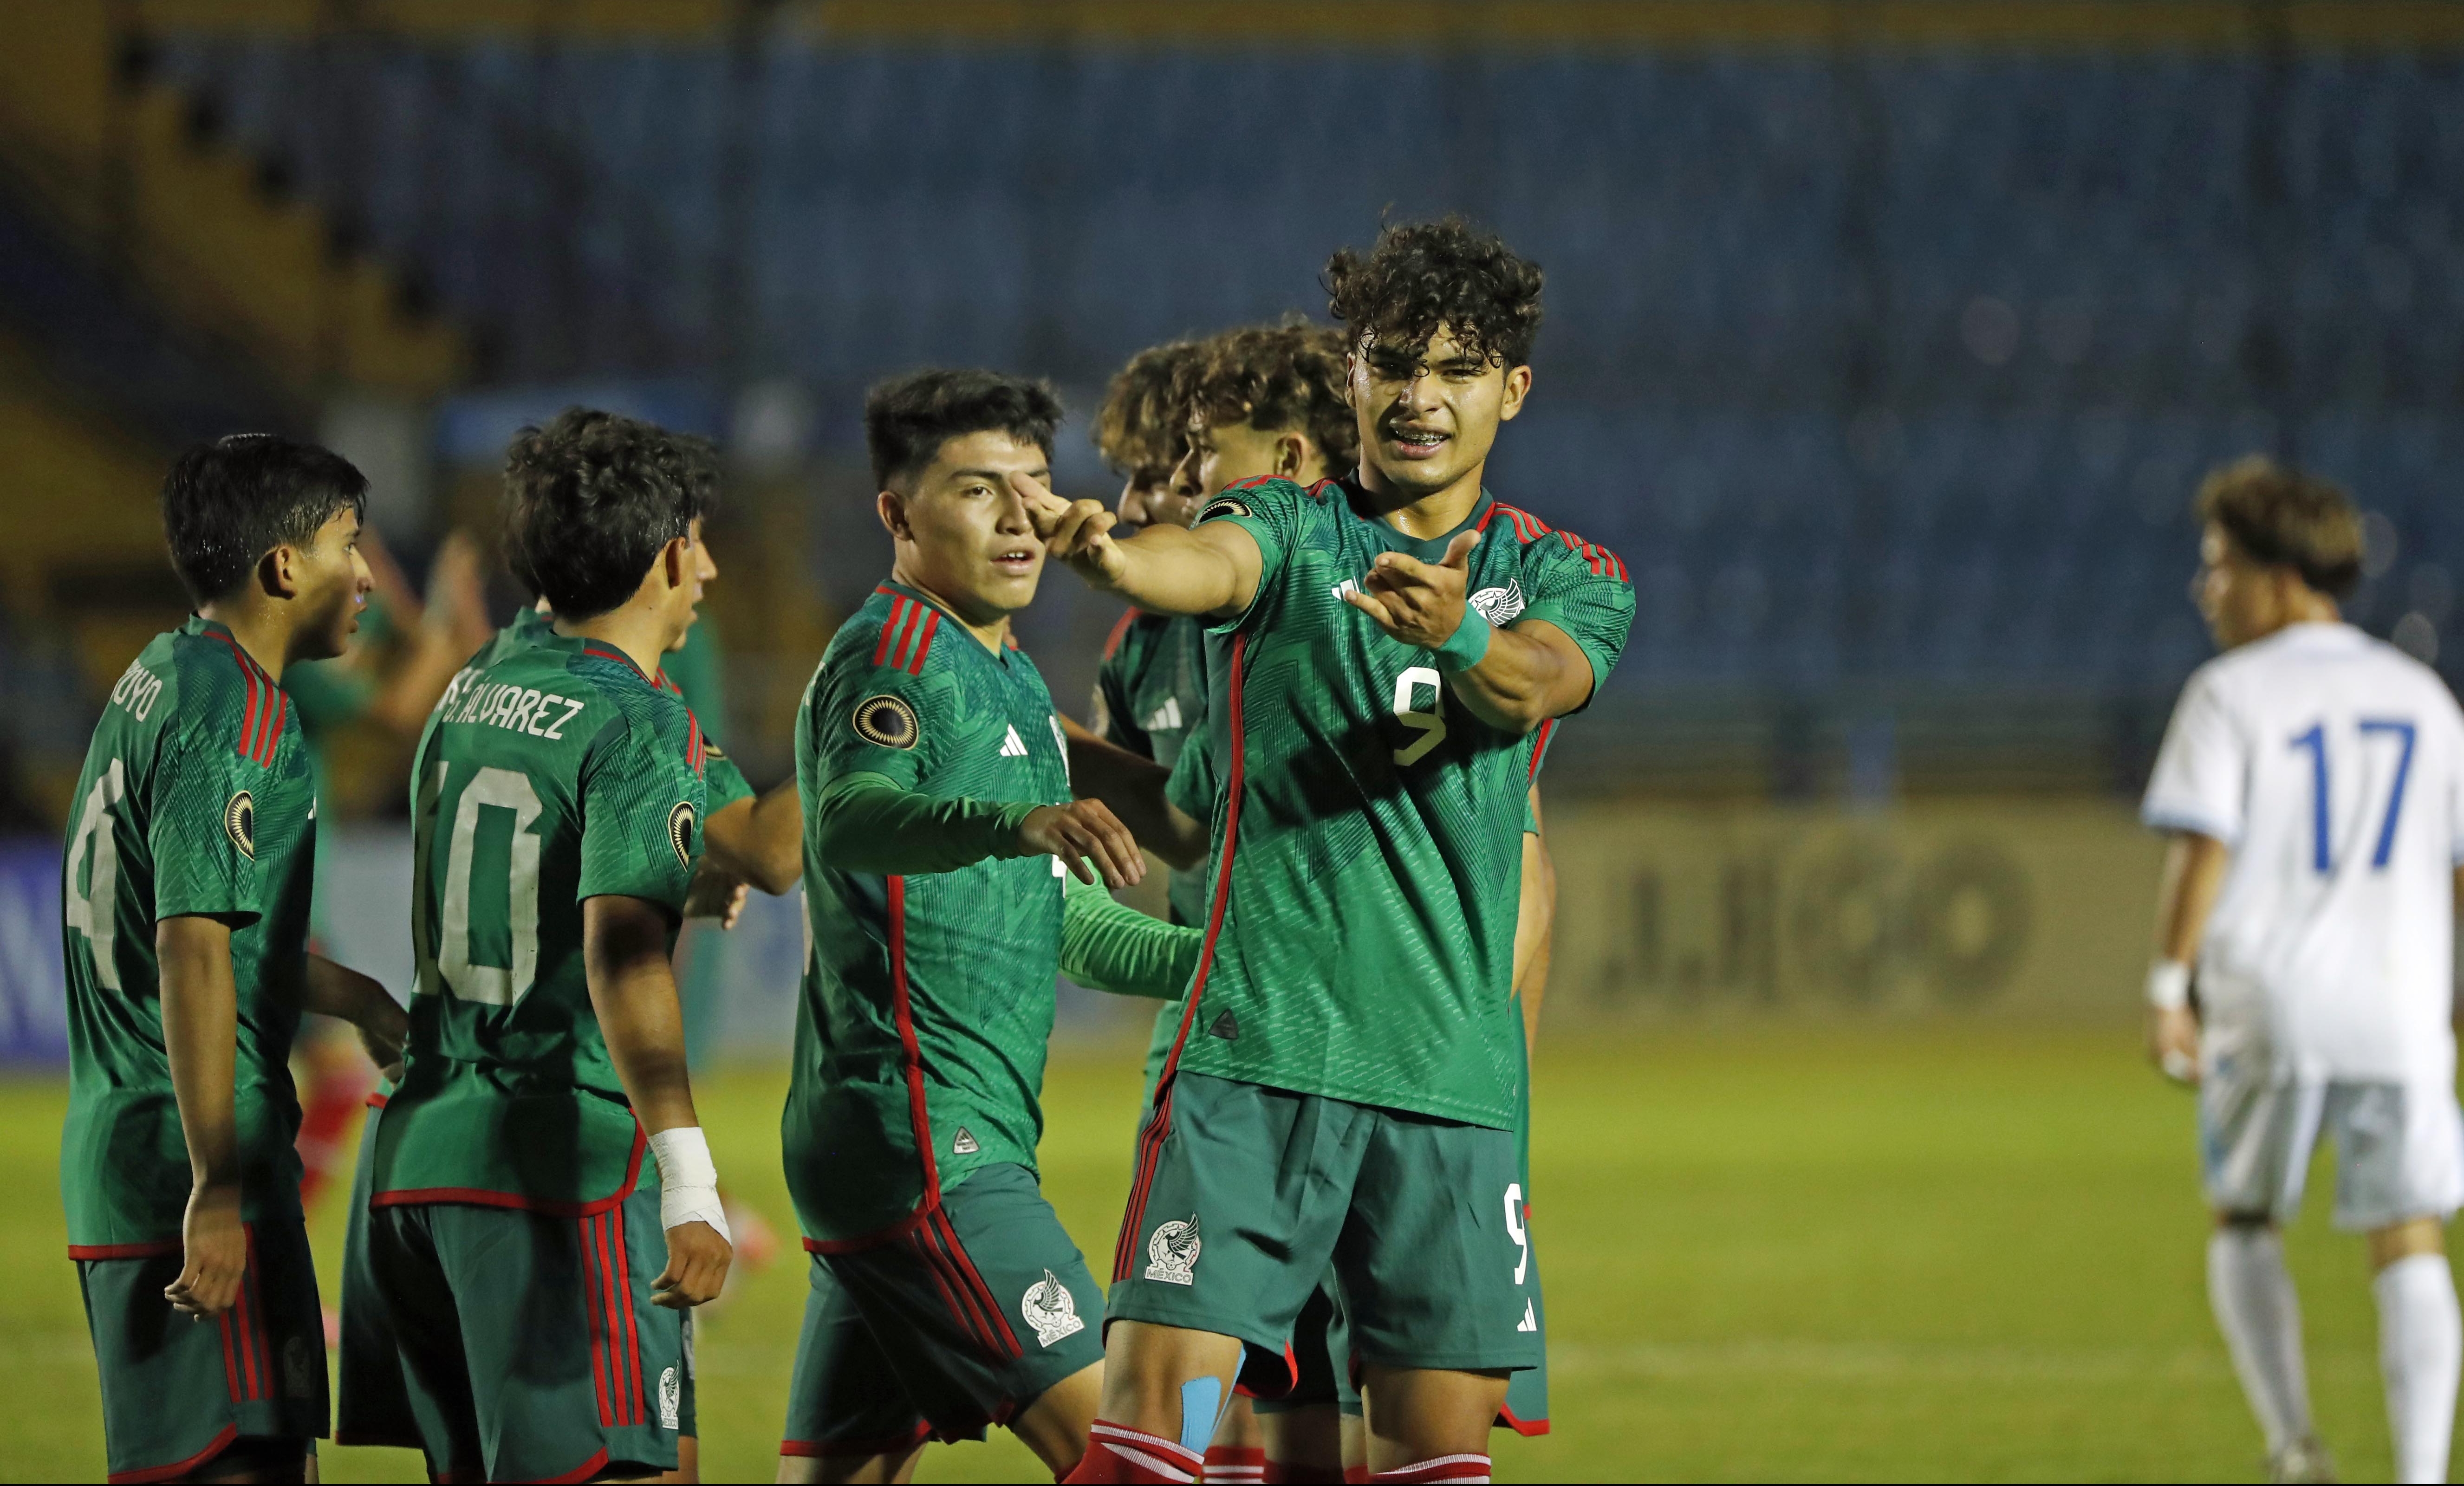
(6, 1), (2464, 825)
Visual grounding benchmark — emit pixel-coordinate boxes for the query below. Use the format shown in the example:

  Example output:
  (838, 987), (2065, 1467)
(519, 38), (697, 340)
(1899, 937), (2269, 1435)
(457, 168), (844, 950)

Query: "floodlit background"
(2, 2), (2461, 1480)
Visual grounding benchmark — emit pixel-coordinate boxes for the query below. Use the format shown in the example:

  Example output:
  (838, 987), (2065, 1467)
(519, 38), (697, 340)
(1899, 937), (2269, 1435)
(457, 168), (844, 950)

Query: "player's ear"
(876, 488), (912, 543)
(661, 533), (694, 589)
(258, 543), (299, 600)
(1498, 363), (1533, 423)
(1275, 434), (1306, 479)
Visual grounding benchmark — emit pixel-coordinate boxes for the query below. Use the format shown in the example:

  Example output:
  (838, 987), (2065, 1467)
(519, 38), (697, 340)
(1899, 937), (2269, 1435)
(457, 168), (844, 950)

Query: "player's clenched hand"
(2148, 1005), (2200, 1085)
(165, 1181), (246, 1318)
(1343, 530), (1479, 649)
(683, 862), (750, 929)
(1013, 473), (1126, 586)
(652, 1219), (732, 1309)
(1019, 800), (1146, 889)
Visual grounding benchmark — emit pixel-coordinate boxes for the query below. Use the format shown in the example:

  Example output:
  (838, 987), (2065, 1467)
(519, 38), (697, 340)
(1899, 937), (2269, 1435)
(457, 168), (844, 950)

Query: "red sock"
(293, 1066), (368, 1208)
(1344, 1470), (1370, 1485)
(1265, 1461), (1346, 1484)
(1207, 1444), (1267, 1483)
(1063, 1421), (1204, 1483)
(1369, 1457), (1492, 1485)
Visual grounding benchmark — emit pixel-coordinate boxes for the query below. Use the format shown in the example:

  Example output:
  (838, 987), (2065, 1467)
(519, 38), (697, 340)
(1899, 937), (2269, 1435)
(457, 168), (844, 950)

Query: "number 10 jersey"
(372, 628), (709, 1212)
(1169, 476), (1633, 1131)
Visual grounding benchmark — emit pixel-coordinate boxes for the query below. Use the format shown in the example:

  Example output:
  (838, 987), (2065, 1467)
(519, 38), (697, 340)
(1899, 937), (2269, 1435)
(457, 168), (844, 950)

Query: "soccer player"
(362, 409), (736, 1482)
(2142, 456), (2464, 1486)
(60, 434), (410, 1483)
(776, 369), (1202, 1483)
(1031, 217), (1634, 1485)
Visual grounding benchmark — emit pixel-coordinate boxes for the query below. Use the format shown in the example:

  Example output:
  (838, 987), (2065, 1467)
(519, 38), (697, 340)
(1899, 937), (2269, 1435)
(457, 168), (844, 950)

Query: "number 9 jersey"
(1172, 475), (1633, 1131)
(2145, 620), (2464, 1084)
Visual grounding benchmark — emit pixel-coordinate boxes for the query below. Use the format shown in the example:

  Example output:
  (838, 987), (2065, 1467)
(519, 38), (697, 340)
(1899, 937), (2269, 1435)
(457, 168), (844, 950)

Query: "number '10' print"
(2288, 718), (2417, 875)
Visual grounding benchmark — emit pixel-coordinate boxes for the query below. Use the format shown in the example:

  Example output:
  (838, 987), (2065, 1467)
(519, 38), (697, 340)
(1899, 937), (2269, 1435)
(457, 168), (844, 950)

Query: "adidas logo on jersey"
(952, 1127), (980, 1155)
(1518, 1299), (1538, 1333)
(1143, 697), (1183, 732)
(999, 725), (1029, 758)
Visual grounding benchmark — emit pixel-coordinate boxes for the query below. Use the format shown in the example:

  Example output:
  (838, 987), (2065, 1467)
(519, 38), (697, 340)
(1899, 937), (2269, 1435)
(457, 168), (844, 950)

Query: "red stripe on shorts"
(578, 1214), (615, 1427)
(612, 1204), (645, 1425)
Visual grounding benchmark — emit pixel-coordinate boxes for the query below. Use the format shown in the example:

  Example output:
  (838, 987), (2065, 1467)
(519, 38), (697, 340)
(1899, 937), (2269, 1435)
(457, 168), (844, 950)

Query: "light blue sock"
(1178, 1376), (1223, 1456)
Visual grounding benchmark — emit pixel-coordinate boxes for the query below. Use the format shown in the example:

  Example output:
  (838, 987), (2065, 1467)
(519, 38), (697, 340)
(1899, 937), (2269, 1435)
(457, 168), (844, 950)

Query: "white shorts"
(2199, 1060), (2464, 1231)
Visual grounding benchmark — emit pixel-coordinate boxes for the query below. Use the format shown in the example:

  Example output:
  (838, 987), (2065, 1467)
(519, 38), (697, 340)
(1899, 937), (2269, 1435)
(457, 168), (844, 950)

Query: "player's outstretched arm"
(700, 777), (803, 896)
(1060, 718), (1209, 871)
(814, 774), (1147, 888)
(1059, 873), (1205, 999)
(2147, 831), (2230, 1082)
(301, 952), (409, 1079)
(1016, 473), (1262, 619)
(156, 913), (247, 1318)
(583, 893), (733, 1309)
(1342, 532), (1594, 733)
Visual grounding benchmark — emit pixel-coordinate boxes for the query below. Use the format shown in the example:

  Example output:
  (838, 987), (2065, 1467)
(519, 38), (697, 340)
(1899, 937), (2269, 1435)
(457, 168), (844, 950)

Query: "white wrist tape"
(2146, 960), (2192, 1012)
(648, 1127), (731, 1243)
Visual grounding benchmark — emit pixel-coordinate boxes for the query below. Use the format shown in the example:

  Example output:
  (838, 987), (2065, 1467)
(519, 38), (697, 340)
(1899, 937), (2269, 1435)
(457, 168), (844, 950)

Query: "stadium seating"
(147, 37), (2464, 715)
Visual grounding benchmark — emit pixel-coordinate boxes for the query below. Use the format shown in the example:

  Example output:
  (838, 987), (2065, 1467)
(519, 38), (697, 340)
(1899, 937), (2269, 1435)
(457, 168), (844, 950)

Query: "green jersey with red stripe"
(785, 581), (1075, 1248)
(370, 628), (710, 1212)
(59, 616), (316, 1251)
(1164, 477), (1632, 1130)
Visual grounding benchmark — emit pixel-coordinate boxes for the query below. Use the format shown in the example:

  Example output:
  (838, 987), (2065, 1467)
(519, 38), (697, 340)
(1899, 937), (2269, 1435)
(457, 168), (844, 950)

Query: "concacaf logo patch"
(852, 693), (920, 750)
(1199, 497), (1251, 522)
(666, 801), (696, 871)
(1144, 1215), (1202, 1286)
(223, 791), (256, 860)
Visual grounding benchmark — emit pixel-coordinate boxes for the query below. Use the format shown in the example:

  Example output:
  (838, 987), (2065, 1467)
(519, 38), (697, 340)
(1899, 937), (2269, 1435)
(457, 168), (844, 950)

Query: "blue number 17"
(2290, 719), (2418, 875)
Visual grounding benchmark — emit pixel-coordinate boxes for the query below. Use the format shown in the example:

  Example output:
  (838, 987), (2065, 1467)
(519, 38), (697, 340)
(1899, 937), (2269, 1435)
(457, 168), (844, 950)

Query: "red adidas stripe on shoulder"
(1101, 606), (1142, 661)
(204, 630), (284, 765)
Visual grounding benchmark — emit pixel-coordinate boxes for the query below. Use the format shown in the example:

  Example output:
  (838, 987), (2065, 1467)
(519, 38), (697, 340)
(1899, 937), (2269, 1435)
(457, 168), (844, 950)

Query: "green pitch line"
(0, 1023), (2416, 1482)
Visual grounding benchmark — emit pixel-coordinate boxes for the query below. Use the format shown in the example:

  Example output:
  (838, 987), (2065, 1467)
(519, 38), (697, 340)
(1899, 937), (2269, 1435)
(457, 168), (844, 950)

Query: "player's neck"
(1354, 457), (1486, 539)
(554, 607), (672, 681)
(196, 598), (295, 684)
(889, 566), (1013, 655)
(2247, 595), (2342, 646)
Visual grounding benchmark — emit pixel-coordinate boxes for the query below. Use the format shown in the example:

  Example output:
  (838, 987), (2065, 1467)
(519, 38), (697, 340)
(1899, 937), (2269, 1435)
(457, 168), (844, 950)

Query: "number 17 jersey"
(1173, 477), (1632, 1130)
(2143, 620), (2464, 1082)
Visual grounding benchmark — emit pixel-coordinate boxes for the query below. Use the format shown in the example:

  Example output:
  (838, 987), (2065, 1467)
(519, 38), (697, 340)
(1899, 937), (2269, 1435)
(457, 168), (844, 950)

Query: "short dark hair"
(1093, 340), (1203, 481)
(160, 433), (369, 605)
(1323, 216), (1544, 370)
(1189, 321), (1359, 477)
(865, 368), (1064, 492)
(2197, 454), (2365, 598)
(503, 408), (719, 620)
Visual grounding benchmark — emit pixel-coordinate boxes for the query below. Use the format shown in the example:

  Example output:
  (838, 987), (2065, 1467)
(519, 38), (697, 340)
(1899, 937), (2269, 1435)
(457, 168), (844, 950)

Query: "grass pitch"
(0, 1022), (2415, 1482)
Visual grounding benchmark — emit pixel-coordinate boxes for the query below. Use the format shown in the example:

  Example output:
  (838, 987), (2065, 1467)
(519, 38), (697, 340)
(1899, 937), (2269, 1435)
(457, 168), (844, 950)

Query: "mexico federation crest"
(666, 801), (696, 870)
(1469, 580), (1527, 628)
(1144, 1215), (1201, 1286)
(852, 693), (920, 750)
(1021, 1269), (1086, 1347)
(659, 1364), (682, 1429)
(224, 791), (256, 860)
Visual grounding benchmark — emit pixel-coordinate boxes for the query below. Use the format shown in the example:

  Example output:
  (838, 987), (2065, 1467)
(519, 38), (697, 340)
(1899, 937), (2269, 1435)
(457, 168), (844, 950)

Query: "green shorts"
(780, 1162), (1105, 1458)
(364, 1180), (687, 1482)
(336, 1094), (420, 1452)
(73, 1215), (328, 1483)
(1107, 1072), (1539, 1379)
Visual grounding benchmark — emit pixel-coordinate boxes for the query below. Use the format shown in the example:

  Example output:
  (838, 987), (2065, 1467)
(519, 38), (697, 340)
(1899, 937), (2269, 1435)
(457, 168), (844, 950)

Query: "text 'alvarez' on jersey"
(787, 581), (1074, 1249)
(1175, 477), (1633, 1130)
(2144, 620), (2464, 1083)
(60, 617), (316, 1252)
(371, 628), (709, 1213)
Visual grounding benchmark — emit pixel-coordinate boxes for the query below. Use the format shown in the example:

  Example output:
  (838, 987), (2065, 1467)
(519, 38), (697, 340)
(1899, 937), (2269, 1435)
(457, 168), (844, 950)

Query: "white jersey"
(2143, 622), (2464, 1083)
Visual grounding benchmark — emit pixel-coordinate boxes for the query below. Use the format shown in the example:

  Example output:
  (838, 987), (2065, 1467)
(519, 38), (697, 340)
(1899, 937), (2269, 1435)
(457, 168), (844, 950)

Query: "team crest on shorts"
(666, 801), (696, 870)
(853, 693), (920, 749)
(223, 791), (256, 859)
(659, 1364), (681, 1429)
(1022, 1269), (1086, 1347)
(283, 1335), (316, 1399)
(1144, 1215), (1201, 1285)
(1469, 580), (1527, 627)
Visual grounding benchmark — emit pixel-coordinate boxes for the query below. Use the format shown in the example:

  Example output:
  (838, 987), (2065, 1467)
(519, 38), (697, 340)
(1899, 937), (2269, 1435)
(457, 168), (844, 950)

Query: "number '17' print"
(2289, 718), (2417, 875)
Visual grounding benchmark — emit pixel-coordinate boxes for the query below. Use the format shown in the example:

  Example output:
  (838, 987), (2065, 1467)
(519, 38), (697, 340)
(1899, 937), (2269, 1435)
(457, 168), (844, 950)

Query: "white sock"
(2209, 1226), (2315, 1453)
(2374, 1252), (2461, 1486)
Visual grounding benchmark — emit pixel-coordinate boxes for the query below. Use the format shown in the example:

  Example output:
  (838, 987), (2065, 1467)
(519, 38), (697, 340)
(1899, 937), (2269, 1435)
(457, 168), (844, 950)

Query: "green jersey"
(786, 581), (1076, 1248)
(1171, 477), (1632, 1129)
(371, 629), (709, 1212)
(59, 617), (315, 1252)
(1093, 607), (1211, 928)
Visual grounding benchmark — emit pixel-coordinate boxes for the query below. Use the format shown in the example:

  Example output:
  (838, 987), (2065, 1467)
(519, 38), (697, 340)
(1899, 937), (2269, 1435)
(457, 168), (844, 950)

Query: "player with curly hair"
(1030, 218), (1634, 1484)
